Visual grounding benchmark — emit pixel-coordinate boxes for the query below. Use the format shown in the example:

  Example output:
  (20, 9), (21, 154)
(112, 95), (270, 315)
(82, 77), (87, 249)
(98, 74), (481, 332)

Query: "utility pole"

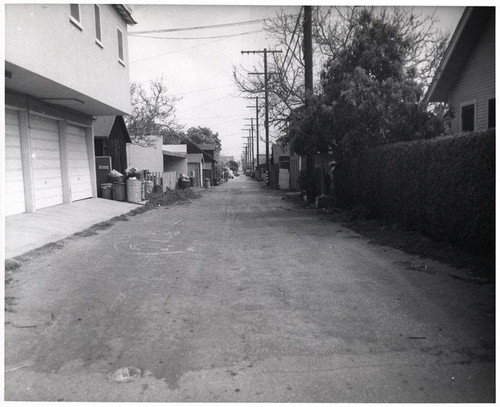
(241, 49), (282, 185)
(246, 97), (260, 168)
(303, 6), (315, 205)
(243, 118), (255, 170)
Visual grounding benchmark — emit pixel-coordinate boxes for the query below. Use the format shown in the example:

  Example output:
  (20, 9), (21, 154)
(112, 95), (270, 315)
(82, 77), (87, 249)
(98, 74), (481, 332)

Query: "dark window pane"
(488, 99), (495, 128)
(94, 5), (101, 42)
(461, 104), (475, 132)
(117, 29), (124, 61)
(70, 4), (80, 22)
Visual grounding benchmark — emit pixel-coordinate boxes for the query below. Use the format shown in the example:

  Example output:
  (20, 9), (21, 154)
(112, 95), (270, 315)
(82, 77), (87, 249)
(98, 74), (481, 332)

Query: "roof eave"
(114, 5), (137, 25)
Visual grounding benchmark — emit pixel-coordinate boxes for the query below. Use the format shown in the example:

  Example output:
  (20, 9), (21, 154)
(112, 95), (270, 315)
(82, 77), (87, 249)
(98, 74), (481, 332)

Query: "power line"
(129, 17), (272, 35)
(130, 37), (225, 63)
(130, 29), (264, 40)
(280, 9), (303, 73)
(176, 84), (234, 96)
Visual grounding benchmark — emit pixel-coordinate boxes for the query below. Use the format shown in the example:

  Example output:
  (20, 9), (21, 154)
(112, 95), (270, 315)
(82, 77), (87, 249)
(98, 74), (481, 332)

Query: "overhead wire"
(280, 9), (303, 73)
(130, 37), (227, 63)
(128, 15), (297, 35)
(129, 29), (265, 40)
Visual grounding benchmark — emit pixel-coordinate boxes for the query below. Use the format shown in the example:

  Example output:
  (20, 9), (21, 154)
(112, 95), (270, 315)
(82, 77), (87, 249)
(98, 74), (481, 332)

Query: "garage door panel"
(30, 114), (63, 209)
(67, 125), (92, 201)
(5, 109), (26, 215)
(29, 115), (58, 132)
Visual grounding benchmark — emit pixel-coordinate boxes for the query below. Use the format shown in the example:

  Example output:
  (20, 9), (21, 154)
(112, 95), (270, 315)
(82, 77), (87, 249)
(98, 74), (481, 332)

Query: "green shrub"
(335, 130), (495, 258)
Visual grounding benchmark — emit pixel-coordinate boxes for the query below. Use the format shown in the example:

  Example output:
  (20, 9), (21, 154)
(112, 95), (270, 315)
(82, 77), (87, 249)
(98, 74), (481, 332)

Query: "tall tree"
(126, 78), (180, 146)
(286, 8), (445, 159)
(233, 6), (449, 138)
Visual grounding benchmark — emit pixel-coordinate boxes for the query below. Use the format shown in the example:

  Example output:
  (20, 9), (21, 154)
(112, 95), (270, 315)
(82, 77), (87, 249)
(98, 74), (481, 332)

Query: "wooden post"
(86, 126), (97, 198)
(58, 120), (72, 204)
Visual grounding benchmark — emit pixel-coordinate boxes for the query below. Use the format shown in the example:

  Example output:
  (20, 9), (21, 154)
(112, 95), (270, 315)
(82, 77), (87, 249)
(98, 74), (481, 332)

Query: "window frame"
(460, 99), (476, 132)
(69, 4), (83, 31)
(488, 97), (495, 129)
(94, 4), (103, 48)
(117, 27), (125, 66)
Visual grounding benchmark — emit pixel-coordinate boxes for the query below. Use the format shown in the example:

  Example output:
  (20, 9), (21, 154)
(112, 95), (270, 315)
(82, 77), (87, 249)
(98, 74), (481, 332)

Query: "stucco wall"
(164, 156), (188, 176)
(5, 4), (131, 114)
(126, 137), (163, 173)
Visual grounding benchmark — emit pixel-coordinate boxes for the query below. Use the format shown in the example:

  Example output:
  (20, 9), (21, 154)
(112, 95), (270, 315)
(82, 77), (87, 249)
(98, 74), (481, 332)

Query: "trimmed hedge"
(335, 130), (495, 257)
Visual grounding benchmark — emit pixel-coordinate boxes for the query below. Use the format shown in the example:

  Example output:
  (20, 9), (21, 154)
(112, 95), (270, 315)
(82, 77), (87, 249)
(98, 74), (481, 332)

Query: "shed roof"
(93, 116), (131, 143)
(163, 150), (187, 158)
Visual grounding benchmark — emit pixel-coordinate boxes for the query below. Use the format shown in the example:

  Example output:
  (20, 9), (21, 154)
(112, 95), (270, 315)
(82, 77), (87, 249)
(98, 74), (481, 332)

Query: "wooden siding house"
(424, 7), (495, 133)
(94, 116), (130, 175)
(195, 143), (218, 186)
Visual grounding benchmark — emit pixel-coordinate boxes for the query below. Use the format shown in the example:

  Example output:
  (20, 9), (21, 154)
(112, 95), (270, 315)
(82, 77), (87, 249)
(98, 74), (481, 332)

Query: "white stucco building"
(5, 4), (136, 215)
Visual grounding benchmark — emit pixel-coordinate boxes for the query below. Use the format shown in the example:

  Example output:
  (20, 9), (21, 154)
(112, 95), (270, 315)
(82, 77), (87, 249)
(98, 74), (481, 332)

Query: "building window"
(94, 5), (102, 47)
(488, 98), (495, 129)
(117, 28), (125, 65)
(70, 4), (82, 30)
(461, 103), (475, 132)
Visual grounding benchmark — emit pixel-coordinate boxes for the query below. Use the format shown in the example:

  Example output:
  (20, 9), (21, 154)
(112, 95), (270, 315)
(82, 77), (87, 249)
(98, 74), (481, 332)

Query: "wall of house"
(163, 156), (188, 176)
(5, 4), (131, 114)
(449, 13), (495, 133)
(126, 137), (163, 173)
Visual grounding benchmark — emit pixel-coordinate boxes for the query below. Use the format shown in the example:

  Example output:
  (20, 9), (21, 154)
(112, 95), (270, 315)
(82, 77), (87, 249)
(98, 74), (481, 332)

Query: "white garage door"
(5, 109), (26, 215)
(67, 125), (92, 201)
(30, 114), (64, 209)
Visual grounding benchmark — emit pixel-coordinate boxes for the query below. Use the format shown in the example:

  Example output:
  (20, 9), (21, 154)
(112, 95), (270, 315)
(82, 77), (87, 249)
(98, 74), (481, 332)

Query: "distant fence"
(335, 129), (495, 258)
(162, 171), (177, 191)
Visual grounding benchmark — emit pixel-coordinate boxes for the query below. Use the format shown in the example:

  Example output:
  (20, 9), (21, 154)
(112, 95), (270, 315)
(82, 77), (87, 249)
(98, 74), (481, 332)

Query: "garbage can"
(204, 178), (210, 189)
(101, 183), (113, 200)
(112, 182), (126, 201)
(127, 178), (142, 203)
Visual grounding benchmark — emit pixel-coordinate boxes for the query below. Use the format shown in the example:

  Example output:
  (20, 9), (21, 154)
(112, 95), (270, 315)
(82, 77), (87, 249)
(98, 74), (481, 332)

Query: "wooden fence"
(162, 171), (177, 191)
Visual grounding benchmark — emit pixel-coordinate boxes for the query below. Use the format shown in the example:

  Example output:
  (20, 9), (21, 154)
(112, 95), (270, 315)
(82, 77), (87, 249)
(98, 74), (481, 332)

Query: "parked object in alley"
(112, 182), (126, 202)
(109, 169), (125, 183)
(101, 183), (113, 200)
(178, 174), (191, 190)
(127, 178), (142, 203)
(204, 178), (211, 189)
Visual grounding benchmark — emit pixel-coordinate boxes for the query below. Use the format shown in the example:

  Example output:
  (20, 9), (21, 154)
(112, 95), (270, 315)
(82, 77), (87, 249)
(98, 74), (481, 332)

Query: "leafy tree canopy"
(186, 127), (222, 153)
(285, 8), (445, 159)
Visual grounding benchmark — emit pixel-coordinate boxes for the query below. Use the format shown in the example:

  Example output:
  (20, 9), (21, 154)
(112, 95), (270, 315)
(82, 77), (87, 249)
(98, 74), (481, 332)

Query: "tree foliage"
(163, 126), (222, 154)
(233, 6), (450, 140)
(284, 8), (446, 159)
(126, 78), (180, 146)
(186, 127), (222, 153)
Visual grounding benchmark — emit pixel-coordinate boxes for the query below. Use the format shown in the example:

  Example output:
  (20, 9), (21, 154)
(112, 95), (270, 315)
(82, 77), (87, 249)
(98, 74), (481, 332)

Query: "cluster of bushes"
(335, 129), (495, 258)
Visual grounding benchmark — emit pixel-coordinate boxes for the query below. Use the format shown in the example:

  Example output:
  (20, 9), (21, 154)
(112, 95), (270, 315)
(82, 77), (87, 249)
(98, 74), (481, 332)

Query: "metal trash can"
(101, 183), (113, 200)
(112, 182), (126, 201)
(127, 178), (142, 203)
(204, 178), (210, 189)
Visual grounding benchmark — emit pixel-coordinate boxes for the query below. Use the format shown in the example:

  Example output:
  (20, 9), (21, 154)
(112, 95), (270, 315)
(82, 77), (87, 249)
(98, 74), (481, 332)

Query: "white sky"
(125, 3), (465, 160)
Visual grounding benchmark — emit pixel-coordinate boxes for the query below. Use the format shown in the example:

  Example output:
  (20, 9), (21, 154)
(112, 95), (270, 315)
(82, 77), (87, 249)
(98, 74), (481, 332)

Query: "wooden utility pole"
(246, 98), (260, 168)
(241, 49), (282, 185)
(303, 6), (315, 204)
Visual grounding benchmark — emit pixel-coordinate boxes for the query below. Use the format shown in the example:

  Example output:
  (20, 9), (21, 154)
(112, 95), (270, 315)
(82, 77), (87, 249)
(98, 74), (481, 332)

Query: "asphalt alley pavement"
(4, 176), (495, 402)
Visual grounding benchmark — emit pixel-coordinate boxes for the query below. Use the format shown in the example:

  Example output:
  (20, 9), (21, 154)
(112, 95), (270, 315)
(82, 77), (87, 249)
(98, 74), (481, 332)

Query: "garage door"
(67, 125), (92, 201)
(30, 114), (63, 209)
(5, 109), (26, 215)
